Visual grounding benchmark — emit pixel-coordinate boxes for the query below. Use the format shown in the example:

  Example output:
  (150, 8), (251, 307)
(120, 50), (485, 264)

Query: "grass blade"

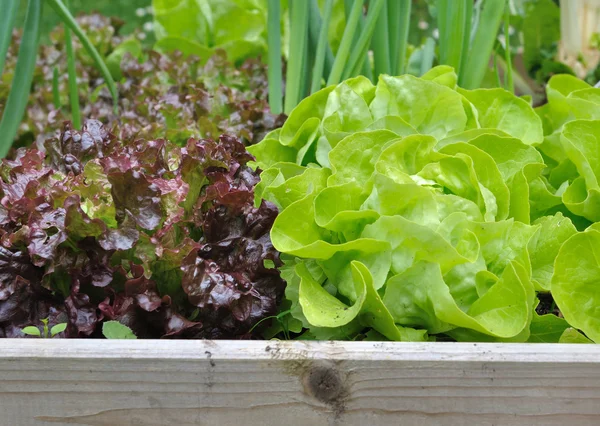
(0, 0), (42, 158)
(372, 0), (390, 77)
(329, 0), (364, 85)
(503, 3), (514, 93)
(345, 0), (386, 79)
(47, 0), (118, 112)
(267, 0), (282, 114)
(64, 0), (81, 129)
(388, 0), (412, 75)
(284, 0), (310, 113)
(308, 0), (334, 80)
(311, 0), (334, 93)
(0, 0), (19, 77)
(459, 0), (505, 89)
(437, 0), (467, 72)
(52, 66), (61, 109)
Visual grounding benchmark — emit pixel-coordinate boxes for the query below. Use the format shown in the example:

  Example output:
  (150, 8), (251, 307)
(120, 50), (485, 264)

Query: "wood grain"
(1, 340), (599, 426)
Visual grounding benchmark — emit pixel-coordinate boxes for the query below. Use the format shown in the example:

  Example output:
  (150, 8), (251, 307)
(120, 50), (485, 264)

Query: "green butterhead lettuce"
(253, 67), (599, 343)
(152, 0), (268, 63)
(552, 229), (600, 343)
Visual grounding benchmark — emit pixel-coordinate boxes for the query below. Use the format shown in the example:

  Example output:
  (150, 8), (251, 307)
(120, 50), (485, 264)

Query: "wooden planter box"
(1, 340), (599, 425)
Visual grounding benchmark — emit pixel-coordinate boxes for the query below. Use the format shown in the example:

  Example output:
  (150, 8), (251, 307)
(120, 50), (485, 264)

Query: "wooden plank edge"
(1, 340), (599, 363)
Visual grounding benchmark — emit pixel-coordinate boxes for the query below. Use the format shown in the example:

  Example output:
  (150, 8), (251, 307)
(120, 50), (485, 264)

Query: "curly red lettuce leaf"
(0, 120), (285, 339)
(1, 14), (284, 151)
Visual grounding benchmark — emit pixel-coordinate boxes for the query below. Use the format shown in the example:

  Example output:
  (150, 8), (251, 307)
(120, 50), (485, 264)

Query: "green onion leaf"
(503, 3), (514, 93)
(328, 0), (364, 85)
(437, 0), (468, 73)
(388, 0), (411, 75)
(64, 0), (81, 129)
(284, 0), (310, 113)
(0, 0), (19, 77)
(372, 0), (390, 77)
(345, 0), (385, 80)
(267, 0), (282, 114)
(420, 37), (436, 76)
(47, 0), (118, 112)
(0, 0), (42, 158)
(494, 53), (533, 97)
(311, 0), (334, 93)
(344, 0), (373, 81)
(460, 0), (505, 89)
(494, 52), (502, 88)
(436, 0), (449, 63)
(308, 0), (334, 80)
(458, 0), (473, 79)
(52, 66), (61, 109)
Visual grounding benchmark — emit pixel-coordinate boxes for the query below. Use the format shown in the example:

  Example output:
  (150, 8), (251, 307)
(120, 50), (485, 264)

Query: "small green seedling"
(249, 309), (292, 340)
(21, 318), (67, 338)
(102, 321), (137, 339)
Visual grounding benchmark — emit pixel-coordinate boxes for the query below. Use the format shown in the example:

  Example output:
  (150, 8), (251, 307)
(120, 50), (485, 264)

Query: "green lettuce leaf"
(253, 68), (597, 342)
(528, 213), (577, 291)
(559, 328), (594, 344)
(527, 313), (570, 343)
(370, 74), (475, 140)
(458, 88), (543, 145)
(559, 120), (600, 221)
(552, 229), (600, 343)
(152, 0), (267, 63)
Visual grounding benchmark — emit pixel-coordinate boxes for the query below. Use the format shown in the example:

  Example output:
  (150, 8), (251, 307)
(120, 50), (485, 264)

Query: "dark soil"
(536, 293), (562, 317)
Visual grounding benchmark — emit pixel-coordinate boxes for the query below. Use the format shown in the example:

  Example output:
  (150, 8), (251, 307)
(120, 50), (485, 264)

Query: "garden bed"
(1, 340), (600, 425)
(3, 4), (600, 424)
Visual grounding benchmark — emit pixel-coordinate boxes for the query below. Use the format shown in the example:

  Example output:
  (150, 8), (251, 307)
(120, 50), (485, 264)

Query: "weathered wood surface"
(1, 340), (600, 426)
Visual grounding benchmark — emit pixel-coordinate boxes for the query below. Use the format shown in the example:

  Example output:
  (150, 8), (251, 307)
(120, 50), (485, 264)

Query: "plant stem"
(503, 3), (514, 93)
(311, 0), (334, 93)
(308, 0), (334, 80)
(0, 0), (42, 158)
(284, 0), (310, 113)
(459, 0), (505, 89)
(267, 0), (282, 114)
(52, 66), (61, 109)
(328, 0), (364, 85)
(372, 0), (390, 77)
(64, 0), (81, 129)
(0, 0), (19, 77)
(345, 0), (386, 79)
(47, 0), (118, 113)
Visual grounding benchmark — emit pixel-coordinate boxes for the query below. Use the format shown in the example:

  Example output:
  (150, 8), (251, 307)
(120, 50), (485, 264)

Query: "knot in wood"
(303, 365), (344, 403)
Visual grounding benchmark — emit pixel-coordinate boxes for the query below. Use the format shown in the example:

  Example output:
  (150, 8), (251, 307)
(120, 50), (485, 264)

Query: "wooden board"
(1, 340), (600, 426)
